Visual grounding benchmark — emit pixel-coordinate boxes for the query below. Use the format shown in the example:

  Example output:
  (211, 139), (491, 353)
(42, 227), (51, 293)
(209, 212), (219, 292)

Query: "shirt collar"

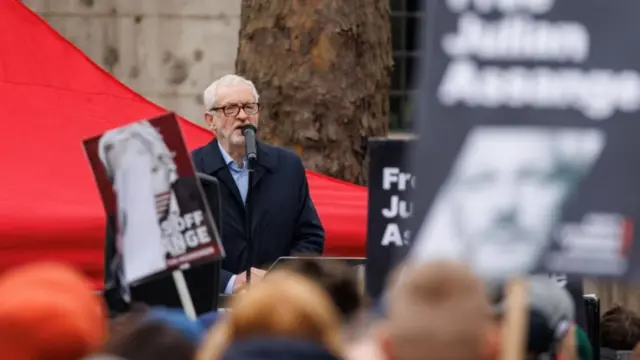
(217, 141), (247, 169)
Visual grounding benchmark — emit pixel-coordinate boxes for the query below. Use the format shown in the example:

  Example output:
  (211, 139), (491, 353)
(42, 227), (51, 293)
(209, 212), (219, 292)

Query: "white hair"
(203, 74), (260, 111)
(97, 120), (177, 183)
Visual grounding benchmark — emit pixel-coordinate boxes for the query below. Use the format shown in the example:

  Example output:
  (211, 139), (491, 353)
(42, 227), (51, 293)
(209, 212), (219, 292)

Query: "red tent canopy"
(0, 0), (367, 285)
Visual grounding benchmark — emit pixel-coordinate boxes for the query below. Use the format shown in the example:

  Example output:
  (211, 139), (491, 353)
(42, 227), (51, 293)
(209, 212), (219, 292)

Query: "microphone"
(241, 124), (258, 285)
(242, 124), (258, 166)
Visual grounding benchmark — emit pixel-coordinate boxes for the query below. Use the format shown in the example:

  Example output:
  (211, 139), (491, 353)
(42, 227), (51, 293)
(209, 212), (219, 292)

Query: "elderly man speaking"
(192, 74), (325, 294)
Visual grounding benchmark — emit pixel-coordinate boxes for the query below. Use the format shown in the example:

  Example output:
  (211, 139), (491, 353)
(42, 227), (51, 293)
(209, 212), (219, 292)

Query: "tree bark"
(236, 0), (392, 184)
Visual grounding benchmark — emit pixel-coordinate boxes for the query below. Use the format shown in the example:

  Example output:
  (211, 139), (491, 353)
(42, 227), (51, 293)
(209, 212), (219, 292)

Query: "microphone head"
(241, 124), (257, 135)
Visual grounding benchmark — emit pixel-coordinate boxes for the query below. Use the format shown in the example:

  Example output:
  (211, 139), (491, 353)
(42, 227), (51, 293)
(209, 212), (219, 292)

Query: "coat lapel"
(249, 142), (278, 237)
(200, 139), (245, 208)
(200, 139), (280, 238)
(250, 166), (266, 189)
(219, 170), (245, 209)
(251, 141), (277, 189)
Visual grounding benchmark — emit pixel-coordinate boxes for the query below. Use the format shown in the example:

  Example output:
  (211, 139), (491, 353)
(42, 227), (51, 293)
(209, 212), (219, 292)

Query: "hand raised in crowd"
(233, 267), (267, 293)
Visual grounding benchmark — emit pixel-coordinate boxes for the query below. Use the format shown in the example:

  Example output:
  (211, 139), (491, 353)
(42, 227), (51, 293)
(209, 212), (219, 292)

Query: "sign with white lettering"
(366, 137), (415, 299)
(409, 0), (640, 280)
(84, 113), (224, 286)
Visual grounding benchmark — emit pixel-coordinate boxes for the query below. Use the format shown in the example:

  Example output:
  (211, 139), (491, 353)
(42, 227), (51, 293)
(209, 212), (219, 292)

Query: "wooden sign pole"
(172, 270), (197, 320)
(499, 278), (529, 360)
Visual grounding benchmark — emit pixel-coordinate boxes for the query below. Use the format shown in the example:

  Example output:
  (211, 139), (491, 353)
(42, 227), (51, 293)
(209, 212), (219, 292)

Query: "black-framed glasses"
(211, 103), (260, 117)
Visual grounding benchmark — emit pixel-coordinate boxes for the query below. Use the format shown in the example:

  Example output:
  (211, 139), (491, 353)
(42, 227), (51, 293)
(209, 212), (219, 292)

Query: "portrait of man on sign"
(96, 119), (221, 287)
(410, 126), (605, 279)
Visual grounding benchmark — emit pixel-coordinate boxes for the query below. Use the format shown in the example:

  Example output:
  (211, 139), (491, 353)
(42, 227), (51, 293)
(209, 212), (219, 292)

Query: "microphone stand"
(242, 124), (258, 287)
(245, 164), (254, 285)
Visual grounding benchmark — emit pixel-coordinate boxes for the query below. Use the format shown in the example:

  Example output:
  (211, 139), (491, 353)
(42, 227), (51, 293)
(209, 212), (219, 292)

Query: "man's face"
(149, 156), (172, 196)
(107, 137), (172, 196)
(205, 84), (259, 148)
(450, 132), (570, 268)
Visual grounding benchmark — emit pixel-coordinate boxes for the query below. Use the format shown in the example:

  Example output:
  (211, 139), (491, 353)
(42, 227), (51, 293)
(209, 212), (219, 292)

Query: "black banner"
(410, 0), (640, 281)
(366, 137), (415, 300)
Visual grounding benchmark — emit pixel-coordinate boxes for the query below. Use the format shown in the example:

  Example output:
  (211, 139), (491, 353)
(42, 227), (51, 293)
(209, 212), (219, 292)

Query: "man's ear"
(204, 113), (216, 132)
(374, 321), (394, 360)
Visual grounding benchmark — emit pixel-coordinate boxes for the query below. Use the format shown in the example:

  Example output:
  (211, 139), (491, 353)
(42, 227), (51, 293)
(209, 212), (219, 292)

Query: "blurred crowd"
(2, 259), (640, 360)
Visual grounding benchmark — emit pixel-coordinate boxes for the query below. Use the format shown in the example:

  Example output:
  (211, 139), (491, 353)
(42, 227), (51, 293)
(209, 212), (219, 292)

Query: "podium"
(216, 256), (366, 309)
(269, 256), (366, 270)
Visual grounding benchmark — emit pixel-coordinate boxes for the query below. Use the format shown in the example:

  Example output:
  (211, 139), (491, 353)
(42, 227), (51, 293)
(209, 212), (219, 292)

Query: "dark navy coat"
(191, 139), (325, 292)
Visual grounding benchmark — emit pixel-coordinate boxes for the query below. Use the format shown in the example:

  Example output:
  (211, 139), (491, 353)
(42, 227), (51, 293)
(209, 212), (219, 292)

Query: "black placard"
(84, 113), (225, 286)
(410, 0), (640, 281)
(366, 137), (416, 300)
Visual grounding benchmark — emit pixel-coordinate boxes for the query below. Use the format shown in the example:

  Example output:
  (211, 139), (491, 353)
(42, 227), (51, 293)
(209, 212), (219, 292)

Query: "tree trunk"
(235, 0), (392, 185)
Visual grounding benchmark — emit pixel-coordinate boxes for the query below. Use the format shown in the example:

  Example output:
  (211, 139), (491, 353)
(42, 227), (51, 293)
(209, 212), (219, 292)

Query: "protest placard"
(410, 0), (640, 281)
(84, 113), (224, 289)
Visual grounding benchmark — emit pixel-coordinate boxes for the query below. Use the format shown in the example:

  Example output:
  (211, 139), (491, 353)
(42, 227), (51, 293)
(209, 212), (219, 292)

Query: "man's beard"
(227, 127), (247, 145)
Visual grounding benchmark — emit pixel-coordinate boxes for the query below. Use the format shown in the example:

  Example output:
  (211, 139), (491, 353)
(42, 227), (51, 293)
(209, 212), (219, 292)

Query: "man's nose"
(236, 108), (248, 119)
(492, 184), (518, 222)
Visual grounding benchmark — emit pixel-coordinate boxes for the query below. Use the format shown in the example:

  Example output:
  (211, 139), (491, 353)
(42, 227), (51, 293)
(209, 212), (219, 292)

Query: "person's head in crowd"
(280, 257), (363, 322)
(489, 275), (576, 359)
(197, 270), (344, 360)
(0, 262), (107, 360)
(203, 74), (260, 154)
(146, 307), (206, 344)
(343, 308), (387, 360)
(97, 307), (199, 360)
(601, 305), (640, 351)
(107, 303), (149, 339)
(379, 261), (499, 360)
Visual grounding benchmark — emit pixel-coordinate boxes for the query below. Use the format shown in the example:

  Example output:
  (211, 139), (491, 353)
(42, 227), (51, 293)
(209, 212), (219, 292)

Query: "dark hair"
(601, 305), (640, 351)
(102, 309), (195, 360)
(281, 258), (362, 321)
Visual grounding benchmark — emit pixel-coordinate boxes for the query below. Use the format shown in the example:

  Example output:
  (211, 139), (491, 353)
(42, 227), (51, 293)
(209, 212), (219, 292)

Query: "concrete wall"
(22, 0), (242, 127)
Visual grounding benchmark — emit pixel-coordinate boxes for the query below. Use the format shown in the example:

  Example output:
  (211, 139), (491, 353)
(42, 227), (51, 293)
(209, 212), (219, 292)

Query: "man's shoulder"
(190, 139), (217, 170)
(190, 142), (207, 160)
(260, 142), (303, 167)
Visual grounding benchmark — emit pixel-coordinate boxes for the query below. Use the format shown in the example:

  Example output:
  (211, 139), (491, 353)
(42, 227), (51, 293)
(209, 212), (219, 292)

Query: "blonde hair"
(197, 270), (343, 360)
(387, 261), (493, 360)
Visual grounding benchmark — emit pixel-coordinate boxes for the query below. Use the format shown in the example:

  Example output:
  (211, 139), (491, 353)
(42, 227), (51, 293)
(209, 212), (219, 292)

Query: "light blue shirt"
(218, 142), (249, 294)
